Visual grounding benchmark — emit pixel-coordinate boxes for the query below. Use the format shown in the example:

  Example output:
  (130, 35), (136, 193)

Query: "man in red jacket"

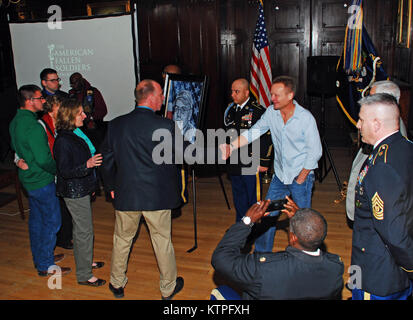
(69, 73), (107, 130)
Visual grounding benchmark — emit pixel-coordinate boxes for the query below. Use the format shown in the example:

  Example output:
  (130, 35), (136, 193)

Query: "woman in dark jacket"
(54, 98), (105, 287)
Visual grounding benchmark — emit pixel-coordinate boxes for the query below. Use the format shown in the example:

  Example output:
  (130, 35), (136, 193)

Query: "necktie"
(235, 106), (242, 125)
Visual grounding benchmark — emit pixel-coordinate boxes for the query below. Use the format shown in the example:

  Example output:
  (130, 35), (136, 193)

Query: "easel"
(313, 93), (343, 191)
(186, 164), (231, 253)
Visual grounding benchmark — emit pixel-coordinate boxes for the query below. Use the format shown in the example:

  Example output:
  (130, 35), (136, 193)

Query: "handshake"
(218, 141), (269, 173)
(219, 143), (233, 161)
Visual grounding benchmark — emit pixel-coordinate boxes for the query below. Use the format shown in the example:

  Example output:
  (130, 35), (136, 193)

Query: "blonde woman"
(54, 98), (105, 286)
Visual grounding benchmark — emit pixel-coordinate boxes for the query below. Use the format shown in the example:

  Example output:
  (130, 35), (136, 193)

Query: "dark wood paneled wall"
(1, 0), (411, 156)
(137, 0), (403, 138)
(138, 0), (221, 129)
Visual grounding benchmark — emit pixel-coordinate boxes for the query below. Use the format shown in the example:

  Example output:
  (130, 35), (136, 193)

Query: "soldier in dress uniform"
(224, 78), (272, 222)
(351, 93), (413, 300)
(346, 80), (407, 222)
(211, 199), (344, 300)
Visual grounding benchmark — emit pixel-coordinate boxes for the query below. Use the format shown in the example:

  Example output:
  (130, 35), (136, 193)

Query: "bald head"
(231, 78), (250, 105)
(233, 78), (249, 89)
(135, 79), (163, 111)
(370, 80), (400, 103)
(289, 208), (327, 251)
(162, 65), (181, 81)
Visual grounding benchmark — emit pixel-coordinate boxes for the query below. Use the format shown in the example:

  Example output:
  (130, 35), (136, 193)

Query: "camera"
(267, 198), (288, 212)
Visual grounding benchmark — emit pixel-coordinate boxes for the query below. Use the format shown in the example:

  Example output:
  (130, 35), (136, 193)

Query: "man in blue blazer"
(101, 79), (184, 300)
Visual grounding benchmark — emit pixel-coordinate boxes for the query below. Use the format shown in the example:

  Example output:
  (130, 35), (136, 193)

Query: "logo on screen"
(47, 44), (93, 79)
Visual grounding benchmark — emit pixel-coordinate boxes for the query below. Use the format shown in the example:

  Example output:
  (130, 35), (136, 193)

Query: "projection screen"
(9, 14), (137, 121)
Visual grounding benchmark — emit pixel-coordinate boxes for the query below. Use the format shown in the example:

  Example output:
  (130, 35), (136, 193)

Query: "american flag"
(250, 0), (272, 108)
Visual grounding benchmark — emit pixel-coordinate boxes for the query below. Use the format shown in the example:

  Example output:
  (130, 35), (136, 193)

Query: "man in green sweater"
(9, 84), (70, 277)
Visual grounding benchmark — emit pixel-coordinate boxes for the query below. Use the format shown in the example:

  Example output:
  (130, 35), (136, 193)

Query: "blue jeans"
(27, 182), (61, 272)
(254, 172), (314, 253)
(230, 174), (260, 222)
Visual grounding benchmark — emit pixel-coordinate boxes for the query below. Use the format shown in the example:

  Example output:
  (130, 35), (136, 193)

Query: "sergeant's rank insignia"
(371, 192), (384, 220)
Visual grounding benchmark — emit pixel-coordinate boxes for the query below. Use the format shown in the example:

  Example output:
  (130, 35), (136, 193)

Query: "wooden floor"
(0, 147), (354, 300)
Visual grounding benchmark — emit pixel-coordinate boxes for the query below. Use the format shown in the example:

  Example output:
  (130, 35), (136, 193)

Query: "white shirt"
(302, 248), (321, 256)
(241, 100), (322, 184)
(373, 131), (399, 149)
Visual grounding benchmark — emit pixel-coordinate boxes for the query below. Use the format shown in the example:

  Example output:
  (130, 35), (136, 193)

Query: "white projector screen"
(10, 14), (137, 121)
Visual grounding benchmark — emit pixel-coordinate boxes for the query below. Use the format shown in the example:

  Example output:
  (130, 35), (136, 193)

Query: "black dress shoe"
(78, 278), (106, 287)
(109, 283), (124, 298)
(161, 277), (184, 300)
(92, 262), (104, 269)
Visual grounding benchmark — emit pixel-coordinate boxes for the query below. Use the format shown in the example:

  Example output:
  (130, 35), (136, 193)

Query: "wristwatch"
(241, 216), (254, 227)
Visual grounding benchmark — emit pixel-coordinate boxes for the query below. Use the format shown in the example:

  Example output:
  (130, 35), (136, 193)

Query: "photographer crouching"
(211, 197), (344, 300)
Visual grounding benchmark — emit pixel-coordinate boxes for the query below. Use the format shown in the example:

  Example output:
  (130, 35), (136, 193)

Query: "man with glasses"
(40, 68), (68, 99)
(9, 85), (71, 277)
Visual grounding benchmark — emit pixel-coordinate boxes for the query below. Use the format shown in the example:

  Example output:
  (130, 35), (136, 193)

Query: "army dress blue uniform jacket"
(211, 222), (344, 300)
(351, 131), (413, 296)
(224, 98), (272, 175)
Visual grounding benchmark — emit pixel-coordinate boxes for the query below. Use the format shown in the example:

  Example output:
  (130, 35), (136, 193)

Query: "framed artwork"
(87, 1), (131, 16)
(163, 74), (208, 144)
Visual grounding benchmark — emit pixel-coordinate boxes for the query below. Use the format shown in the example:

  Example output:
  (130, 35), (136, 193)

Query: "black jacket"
(212, 222), (344, 300)
(54, 129), (97, 198)
(224, 98), (272, 175)
(101, 107), (184, 211)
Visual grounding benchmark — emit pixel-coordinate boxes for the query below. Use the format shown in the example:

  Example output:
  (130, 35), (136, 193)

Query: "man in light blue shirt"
(220, 76), (322, 252)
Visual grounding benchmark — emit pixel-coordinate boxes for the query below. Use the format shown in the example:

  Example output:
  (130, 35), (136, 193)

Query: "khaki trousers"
(110, 209), (177, 297)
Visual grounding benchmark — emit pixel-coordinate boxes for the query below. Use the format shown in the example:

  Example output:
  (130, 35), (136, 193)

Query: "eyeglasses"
(44, 78), (61, 82)
(31, 96), (45, 100)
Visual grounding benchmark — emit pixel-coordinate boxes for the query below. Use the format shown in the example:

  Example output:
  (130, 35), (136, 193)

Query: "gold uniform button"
(362, 248), (365, 252)
(259, 256), (266, 262)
